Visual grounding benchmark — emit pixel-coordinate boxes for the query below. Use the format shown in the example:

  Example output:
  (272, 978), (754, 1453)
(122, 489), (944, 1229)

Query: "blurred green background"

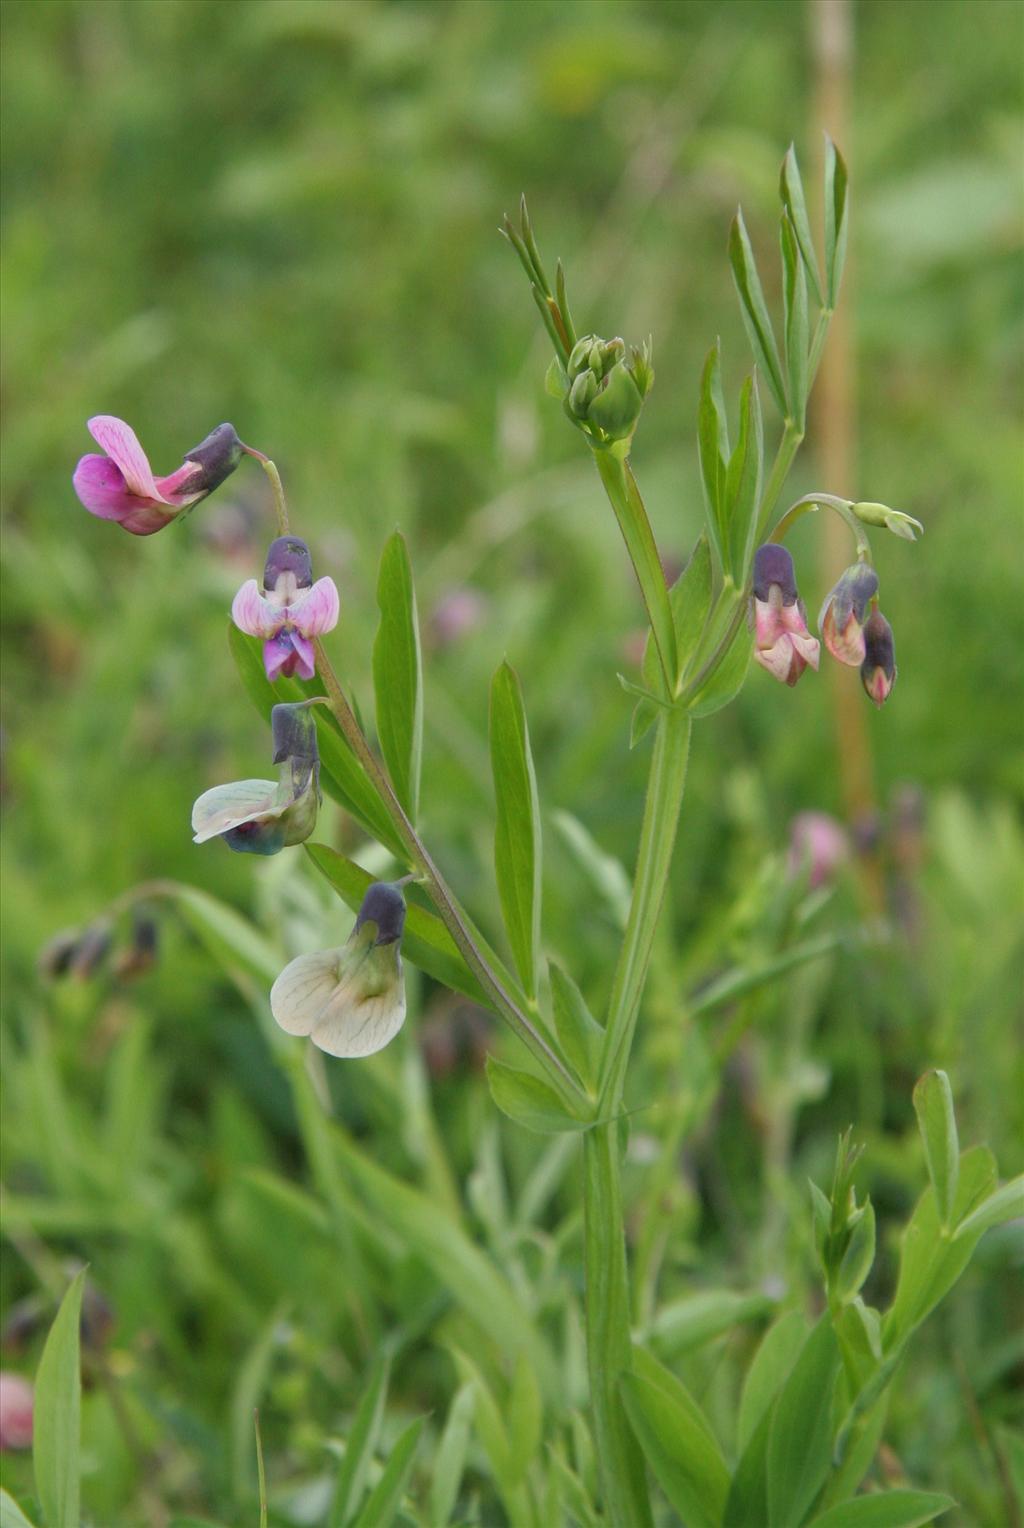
(2, 1), (1022, 1524)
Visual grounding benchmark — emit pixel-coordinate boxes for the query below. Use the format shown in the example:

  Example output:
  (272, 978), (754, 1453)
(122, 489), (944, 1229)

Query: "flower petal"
(291, 577), (340, 638)
(310, 954), (406, 1058)
(232, 579), (281, 639)
(155, 461), (205, 506)
(191, 778), (280, 842)
(270, 947), (344, 1036)
(290, 632), (316, 680)
(87, 416), (163, 500)
(263, 633), (296, 681)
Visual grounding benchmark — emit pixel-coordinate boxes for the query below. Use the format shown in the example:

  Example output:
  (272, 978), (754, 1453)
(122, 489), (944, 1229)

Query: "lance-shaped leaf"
(490, 662), (542, 999)
(351, 1415), (423, 1528)
(229, 625), (405, 860)
(824, 136), (850, 309)
(779, 144), (824, 306)
(304, 843), (487, 1006)
(781, 212), (809, 432)
(621, 1347), (730, 1528)
(430, 1381), (476, 1528)
(550, 962), (604, 1093)
(329, 1350), (391, 1528)
(808, 1491), (955, 1527)
(372, 532), (423, 822)
(729, 210), (787, 417)
(33, 1268), (86, 1528)
(912, 1070), (959, 1230)
(642, 534), (713, 700)
(486, 1056), (591, 1135)
(686, 614), (752, 720)
(698, 341), (731, 569)
(765, 1317), (841, 1528)
(725, 375), (764, 583)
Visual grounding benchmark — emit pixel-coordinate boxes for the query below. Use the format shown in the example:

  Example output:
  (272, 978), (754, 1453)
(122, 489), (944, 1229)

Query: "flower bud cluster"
(559, 333), (653, 444)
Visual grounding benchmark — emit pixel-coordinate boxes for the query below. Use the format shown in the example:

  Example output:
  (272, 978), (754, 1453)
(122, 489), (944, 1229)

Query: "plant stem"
(592, 447), (678, 695)
(241, 445), (290, 534)
(583, 705), (691, 1528)
(311, 638), (582, 1109)
(756, 418), (806, 546)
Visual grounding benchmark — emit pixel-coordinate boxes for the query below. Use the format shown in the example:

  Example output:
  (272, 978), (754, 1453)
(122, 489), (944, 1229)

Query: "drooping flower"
(191, 702), (321, 855)
(818, 562), (880, 666)
(73, 416), (242, 536)
(751, 543), (820, 687)
(231, 536), (339, 682)
(860, 609), (897, 707)
(270, 881), (407, 1057)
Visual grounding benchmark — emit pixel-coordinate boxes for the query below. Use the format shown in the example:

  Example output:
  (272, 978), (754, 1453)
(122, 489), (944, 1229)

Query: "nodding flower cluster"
(71, 415), (407, 1058)
(751, 544), (896, 706)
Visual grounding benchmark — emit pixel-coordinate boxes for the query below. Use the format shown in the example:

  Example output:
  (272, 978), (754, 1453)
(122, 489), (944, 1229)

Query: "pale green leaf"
(824, 137), (850, 308)
(912, 1070), (959, 1229)
(781, 212), (809, 431)
(486, 1056), (590, 1135)
(429, 1382), (475, 1528)
(351, 1415), (423, 1528)
(372, 531), (423, 821)
(808, 1489), (955, 1527)
(490, 661), (542, 999)
(766, 1317), (840, 1527)
(549, 962), (604, 1093)
(729, 209), (787, 416)
(697, 339), (731, 569)
(33, 1268), (86, 1528)
(0, 1492), (39, 1528)
(621, 1350), (729, 1528)
(779, 144), (824, 306)
(737, 1309), (809, 1455)
(953, 1174), (1024, 1241)
(330, 1350), (391, 1527)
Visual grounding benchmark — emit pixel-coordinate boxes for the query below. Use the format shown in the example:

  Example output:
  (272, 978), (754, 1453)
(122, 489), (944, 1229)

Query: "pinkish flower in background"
(73, 416), (242, 536)
(787, 811), (849, 889)
(231, 535), (339, 682)
(0, 1372), (33, 1451)
(861, 609), (897, 707)
(751, 543), (820, 687)
(819, 562), (880, 666)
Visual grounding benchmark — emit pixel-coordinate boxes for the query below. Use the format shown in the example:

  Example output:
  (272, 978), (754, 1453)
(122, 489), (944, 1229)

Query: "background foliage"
(1, 1), (1021, 1524)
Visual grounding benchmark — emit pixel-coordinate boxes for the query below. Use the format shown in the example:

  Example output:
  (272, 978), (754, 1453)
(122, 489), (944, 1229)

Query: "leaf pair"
(697, 343), (763, 588)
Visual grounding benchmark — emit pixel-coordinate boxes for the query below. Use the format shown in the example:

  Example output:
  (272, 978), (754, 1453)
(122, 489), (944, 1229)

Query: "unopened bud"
(263, 535), (313, 592)
(586, 362), (644, 441)
(851, 501), (924, 542)
(819, 563), (880, 666)
(860, 609), (897, 707)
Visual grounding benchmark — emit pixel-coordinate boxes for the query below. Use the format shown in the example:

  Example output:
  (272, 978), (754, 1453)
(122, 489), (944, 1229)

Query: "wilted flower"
(231, 536), (339, 682)
(788, 812), (849, 889)
(751, 544), (820, 687)
(819, 562), (880, 666)
(192, 702), (321, 855)
(270, 881), (407, 1057)
(0, 1373), (33, 1451)
(73, 416), (242, 536)
(860, 609), (897, 707)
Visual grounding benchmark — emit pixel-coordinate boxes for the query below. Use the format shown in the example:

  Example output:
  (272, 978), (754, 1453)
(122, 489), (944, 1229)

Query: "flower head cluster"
(560, 333), (654, 444)
(73, 416), (242, 536)
(192, 702), (321, 855)
(231, 536), (339, 682)
(271, 881), (407, 1057)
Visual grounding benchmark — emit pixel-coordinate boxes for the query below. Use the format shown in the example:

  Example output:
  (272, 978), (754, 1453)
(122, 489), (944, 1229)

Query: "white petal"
(191, 778), (279, 842)
(311, 964), (407, 1058)
(270, 948), (343, 1036)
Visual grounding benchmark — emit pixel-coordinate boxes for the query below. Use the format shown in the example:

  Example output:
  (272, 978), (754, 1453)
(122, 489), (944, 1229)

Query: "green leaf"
(835, 1200), (877, 1304)
(698, 340), (731, 569)
(953, 1173), (1024, 1240)
(351, 1415), (423, 1528)
(593, 449), (678, 694)
(725, 374), (764, 583)
(550, 963), (604, 1093)
(912, 1070), (959, 1230)
(304, 843), (487, 1005)
(429, 1382), (475, 1528)
(169, 882), (281, 986)
(490, 661), (542, 999)
(551, 809), (631, 929)
(621, 1351), (730, 1528)
(729, 209), (787, 416)
(687, 618), (752, 719)
(649, 1289), (775, 1358)
(486, 1056), (590, 1135)
(808, 1490), (956, 1527)
(630, 696), (659, 748)
(372, 532), (423, 821)
(229, 625), (405, 859)
(883, 1146), (998, 1352)
(737, 1309), (808, 1454)
(330, 1350), (391, 1528)
(779, 144), (824, 306)
(33, 1267), (86, 1528)
(824, 137), (850, 308)
(643, 535), (713, 695)
(0, 1492), (39, 1528)
(781, 212), (809, 431)
(507, 1352), (543, 1481)
(766, 1317), (841, 1527)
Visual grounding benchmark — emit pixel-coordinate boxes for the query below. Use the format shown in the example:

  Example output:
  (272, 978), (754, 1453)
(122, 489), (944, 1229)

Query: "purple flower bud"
(752, 544), (800, 605)
(179, 422), (242, 496)
(355, 881), (407, 946)
(263, 536), (314, 592)
(37, 929), (82, 979)
(819, 563), (880, 666)
(860, 609), (897, 706)
(751, 544), (820, 687)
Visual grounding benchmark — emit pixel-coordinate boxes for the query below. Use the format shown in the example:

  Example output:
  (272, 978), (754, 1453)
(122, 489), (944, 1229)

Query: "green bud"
(568, 369), (598, 419)
(586, 361), (644, 441)
(851, 501), (924, 541)
(568, 334), (598, 378)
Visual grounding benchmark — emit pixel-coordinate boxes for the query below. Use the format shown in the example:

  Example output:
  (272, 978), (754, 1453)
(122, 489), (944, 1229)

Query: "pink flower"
(819, 563), (880, 666)
(0, 1372), (33, 1451)
(73, 416), (241, 536)
(751, 544), (820, 687)
(231, 535), (339, 682)
(787, 812), (849, 889)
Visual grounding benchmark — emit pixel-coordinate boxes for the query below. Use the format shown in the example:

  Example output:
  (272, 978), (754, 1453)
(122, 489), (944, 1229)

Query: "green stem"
(772, 492), (872, 561)
(241, 445), (290, 535)
(311, 638), (582, 1110)
(756, 420), (805, 547)
(592, 447), (678, 695)
(583, 705), (691, 1528)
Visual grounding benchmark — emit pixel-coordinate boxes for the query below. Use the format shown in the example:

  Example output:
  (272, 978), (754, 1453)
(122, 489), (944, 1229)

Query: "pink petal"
(155, 461), (205, 507)
(791, 631), (820, 670)
(754, 638), (794, 684)
(232, 580), (281, 639)
(264, 633), (294, 682)
(290, 632), (316, 679)
(87, 416), (163, 500)
(753, 596), (785, 648)
(72, 455), (175, 535)
(291, 577), (340, 638)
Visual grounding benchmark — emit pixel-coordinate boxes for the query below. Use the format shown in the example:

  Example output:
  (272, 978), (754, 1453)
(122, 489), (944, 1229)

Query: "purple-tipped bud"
(354, 881), (407, 946)
(753, 543), (800, 605)
(819, 563), (880, 666)
(270, 702), (318, 767)
(860, 609), (897, 707)
(180, 423), (242, 496)
(263, 536), (313, 592)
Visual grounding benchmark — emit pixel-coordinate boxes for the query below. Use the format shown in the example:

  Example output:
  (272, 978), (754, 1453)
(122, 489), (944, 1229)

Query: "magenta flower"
(232, 535), (339, 682)
(73, 416), (242, 536)
(751, 544), (820, 687)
